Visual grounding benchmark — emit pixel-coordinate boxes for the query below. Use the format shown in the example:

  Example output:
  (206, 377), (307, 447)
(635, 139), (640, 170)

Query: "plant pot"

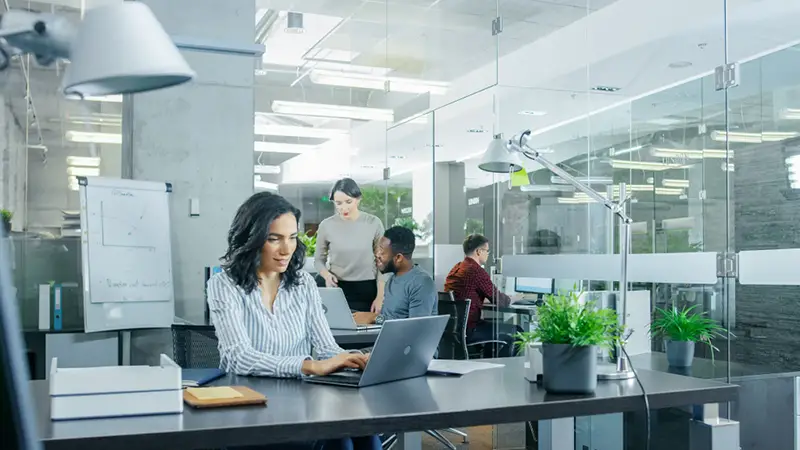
(2, 219), (10, 235)
(541, 343), (597, 394)
(524, 342), (543, 383)
(665, 340), (695, 367)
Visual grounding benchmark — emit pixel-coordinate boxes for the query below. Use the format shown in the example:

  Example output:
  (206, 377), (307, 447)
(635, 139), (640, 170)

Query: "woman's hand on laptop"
(304, 352), (368, 376)
(352, 311), (378, 325)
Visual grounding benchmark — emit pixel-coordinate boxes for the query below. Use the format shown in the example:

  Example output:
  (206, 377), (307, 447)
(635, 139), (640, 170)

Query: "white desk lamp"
(478, 131), (635, 380)
(0, 2), (194, 96)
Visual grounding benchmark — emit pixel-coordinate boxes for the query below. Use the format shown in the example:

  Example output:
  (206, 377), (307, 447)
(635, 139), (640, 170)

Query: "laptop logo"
(403, 345), (411, 355)
(322, 304), (328, 314)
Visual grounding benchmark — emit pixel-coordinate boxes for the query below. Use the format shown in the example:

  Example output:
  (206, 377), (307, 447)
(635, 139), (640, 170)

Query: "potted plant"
(1, 209), (12, 234)
(515, 290), (621, 395)
(648, 304), (730, 367)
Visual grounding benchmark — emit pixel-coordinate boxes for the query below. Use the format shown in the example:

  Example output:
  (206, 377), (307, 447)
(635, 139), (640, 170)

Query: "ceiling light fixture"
(65, 130), (122, 144)
(551, 176), (612, 185)
(668, 61), (693, 69)
(650, 147), (732, 159)
(710, 130), (800, 143)
(520, 185), (575, 193)
(254, 124), (349, 139)
(271, 100), (394, 122)
(609, 145), (643, 157)
(73, 95), (123, 103)
(610, 159), (687, 171)
(518, 110), (548, 116)
(66, 156), (101, 167)
(591, 85), (621, 92)
(662, 178), (690, 188)
(253, 142), (317, 154)
(780, 108), (800, 120)
(254, 165), (281, 174)
(786, 155), (800, 188)
(309, 69), (449, 95)
(254, 180), (279, 191)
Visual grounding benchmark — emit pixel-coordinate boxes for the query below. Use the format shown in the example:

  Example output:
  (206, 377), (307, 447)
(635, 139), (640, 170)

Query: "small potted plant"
(1, 209), (12, 235)
(648, 304), (730, 367)
(515, 289), (621, 395)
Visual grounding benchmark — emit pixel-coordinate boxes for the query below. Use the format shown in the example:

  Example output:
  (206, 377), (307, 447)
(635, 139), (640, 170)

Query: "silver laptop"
(319, 287), (381, 331)
(304, 315), (449, 388)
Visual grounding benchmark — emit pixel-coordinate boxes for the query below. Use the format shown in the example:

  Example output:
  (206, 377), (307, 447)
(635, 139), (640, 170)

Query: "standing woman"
(315, 178), (385, 313)
(207, 192), (380, 450)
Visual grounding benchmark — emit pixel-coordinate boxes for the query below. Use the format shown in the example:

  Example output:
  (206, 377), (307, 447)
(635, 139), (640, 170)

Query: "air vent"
(591, 85), (621, 92)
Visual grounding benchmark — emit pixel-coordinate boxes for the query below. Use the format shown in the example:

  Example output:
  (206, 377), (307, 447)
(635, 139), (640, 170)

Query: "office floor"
(421, 424), (526, 450)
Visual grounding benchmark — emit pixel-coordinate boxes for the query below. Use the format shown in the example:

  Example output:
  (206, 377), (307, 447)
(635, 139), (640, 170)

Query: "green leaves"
(515, 289), (622, 353)
(298, 232), (316, 257)
(648, 305), (731, 359)
(1, 209), (12, 223)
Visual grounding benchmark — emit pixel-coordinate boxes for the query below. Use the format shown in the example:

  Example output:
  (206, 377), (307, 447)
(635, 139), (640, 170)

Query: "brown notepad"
(183, 386), (267, 409)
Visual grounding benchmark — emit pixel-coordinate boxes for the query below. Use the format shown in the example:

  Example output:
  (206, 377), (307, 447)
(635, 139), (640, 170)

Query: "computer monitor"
(0, 230), (41, 450)
(514, 277), (555, 295)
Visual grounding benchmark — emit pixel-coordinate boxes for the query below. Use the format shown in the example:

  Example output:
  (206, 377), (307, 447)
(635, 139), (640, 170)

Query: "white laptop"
(319, 287), (382, 331)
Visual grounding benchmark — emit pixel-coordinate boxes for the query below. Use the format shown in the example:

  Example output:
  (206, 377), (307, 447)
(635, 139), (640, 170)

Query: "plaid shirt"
(444, 257), (510, 330)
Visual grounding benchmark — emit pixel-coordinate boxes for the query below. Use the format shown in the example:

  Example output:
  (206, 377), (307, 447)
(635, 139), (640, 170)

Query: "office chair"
(437, 292), (508, 360)
(171, 324), (220, 369)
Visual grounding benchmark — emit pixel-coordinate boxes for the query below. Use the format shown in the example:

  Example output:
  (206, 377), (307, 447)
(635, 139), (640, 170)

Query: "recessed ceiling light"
(518, 110), (547, 116)
(668, 61), (693, 69)
(389, 155), (406, 160)
(466, 128), (487, 134)
(285, 11), (304, 33)
(591, 85), (621, 93)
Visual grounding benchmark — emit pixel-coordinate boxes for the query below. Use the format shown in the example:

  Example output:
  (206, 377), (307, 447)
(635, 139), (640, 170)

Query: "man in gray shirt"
(353, 226), (437, 325)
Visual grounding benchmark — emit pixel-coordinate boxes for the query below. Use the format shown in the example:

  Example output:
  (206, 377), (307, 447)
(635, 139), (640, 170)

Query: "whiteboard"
(79, 177), (175, 332)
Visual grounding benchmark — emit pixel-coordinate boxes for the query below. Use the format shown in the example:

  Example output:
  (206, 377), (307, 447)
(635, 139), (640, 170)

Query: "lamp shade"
(62, 2), (195, 97)
(478, 135), (523, 173)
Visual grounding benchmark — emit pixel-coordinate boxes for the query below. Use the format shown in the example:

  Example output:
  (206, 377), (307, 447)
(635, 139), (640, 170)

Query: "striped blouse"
(206, 270), (346, 378)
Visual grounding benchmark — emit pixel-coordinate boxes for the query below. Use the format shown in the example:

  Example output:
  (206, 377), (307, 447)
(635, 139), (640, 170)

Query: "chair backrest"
(437, 292), (471, 360)
(171, 324), (220, 369)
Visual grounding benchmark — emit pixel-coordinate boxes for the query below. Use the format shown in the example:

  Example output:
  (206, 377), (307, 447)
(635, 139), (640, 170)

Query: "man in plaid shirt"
(444, 234), (522, 357)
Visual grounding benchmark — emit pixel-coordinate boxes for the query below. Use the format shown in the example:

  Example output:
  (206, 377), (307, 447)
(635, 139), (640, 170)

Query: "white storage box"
(49, 354), (183, 420)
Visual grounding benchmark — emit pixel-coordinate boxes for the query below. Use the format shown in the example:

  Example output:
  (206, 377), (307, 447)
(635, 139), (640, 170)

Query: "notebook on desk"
(181, 368), (225, 388)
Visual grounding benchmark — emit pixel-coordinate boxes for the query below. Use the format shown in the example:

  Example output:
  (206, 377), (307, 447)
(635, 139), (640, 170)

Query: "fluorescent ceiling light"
(610, 160), (687, 171)
(72, 94), (123, 103)
(520, 185), (575, 193)
(518, 110), (547, 116)
(254, 165), (281, 174)
(66, 130), (122, 144)
(654, 187), (684, 196)
(66, 156), (101, 167)
(67, 167), (100, 177)
(662, 178), (690, 188)
(786, 155), (800, 188)
(254, 124), (349, 139)
(609, 145), (643, 157)
(650, 147), (732, 159)
(309, 69), (449, 95)
(710, 130), (800, 143)
(272, 100), (394, 122)
(254, 180), (279, 191)
(253, 142), (317, 154)
(722, 162), (735, 172)
(780, 108), (800, 120)
(551, 176), (612, 185)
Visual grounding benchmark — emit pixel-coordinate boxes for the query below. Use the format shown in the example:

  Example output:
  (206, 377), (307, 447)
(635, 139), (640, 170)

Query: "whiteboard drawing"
(79, 177), (175, 333)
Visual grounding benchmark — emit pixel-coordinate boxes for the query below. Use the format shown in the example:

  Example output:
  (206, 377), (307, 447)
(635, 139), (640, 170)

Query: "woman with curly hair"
(207, 192), (380, 450)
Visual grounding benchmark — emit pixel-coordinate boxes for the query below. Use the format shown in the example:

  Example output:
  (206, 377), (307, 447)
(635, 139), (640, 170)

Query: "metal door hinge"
(383, 167), (390, 181)
(492, 16), (503, 36)
(717, 252), (738, 278)
(715, 63), (740, 91)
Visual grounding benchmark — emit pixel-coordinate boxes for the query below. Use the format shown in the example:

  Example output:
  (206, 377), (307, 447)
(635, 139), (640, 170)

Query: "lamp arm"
(509, 139), (632, 224)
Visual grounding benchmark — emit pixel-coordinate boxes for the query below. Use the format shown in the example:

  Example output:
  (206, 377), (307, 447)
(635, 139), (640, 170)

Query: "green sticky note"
(510, 168), (530, 187)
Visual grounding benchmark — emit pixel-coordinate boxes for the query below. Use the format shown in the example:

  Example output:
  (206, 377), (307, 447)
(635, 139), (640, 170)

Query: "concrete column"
(126, 0), (256, 319)
(433, 162), (467, 245)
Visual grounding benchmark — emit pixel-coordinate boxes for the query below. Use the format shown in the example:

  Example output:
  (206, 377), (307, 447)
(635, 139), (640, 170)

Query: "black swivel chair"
(437, 292), (508, 360)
